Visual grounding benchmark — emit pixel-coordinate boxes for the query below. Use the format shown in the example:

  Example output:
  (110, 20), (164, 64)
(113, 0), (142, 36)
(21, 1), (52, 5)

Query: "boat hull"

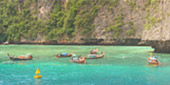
(71, 60), (86, 64)
(8, 53), (33, 61)
(9, 57), (32, 61)
(70, 57), (86, 64)
(148, 62), (160, 66)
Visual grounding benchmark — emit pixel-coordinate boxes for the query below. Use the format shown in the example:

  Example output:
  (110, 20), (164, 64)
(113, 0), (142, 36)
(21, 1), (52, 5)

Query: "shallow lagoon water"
(0, 45), (170, 85)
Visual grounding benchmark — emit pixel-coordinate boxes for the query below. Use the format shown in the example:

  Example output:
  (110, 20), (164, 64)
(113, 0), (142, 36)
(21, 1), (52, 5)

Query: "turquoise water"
(0, 45), (170, 85)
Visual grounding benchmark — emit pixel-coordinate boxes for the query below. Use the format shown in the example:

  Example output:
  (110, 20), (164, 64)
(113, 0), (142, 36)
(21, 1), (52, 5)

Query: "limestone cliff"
(0, 0), (170, 53)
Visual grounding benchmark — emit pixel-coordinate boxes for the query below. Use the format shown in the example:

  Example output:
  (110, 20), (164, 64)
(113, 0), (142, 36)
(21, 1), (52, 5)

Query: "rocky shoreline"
(1, 39), (169, 54)
(1, 38), (142, 45)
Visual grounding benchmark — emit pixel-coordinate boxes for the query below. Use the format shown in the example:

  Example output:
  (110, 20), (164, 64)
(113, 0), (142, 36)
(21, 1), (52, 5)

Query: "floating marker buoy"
(34, 68), (42, 79)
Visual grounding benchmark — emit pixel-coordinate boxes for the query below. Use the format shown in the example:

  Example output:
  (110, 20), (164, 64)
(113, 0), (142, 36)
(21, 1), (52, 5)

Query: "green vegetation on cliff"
(106, 14), (124, 37)
(0, 0), (164, 43)
(0, 0), (102, 42)
(0, 0), (120, 42)
(0, 0), (40, 42)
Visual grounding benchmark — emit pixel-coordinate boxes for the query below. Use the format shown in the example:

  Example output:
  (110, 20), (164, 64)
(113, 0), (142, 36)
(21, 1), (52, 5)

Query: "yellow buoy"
(34, 68), (42, 79)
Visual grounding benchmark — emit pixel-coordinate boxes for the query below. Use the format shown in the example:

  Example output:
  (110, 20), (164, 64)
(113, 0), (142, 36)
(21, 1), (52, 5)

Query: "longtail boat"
(70, 57), (86, 64)
(56, 52), (73, 58)
(8, 53), (33, 61)
(85, 54), (104, 59)
(148, 57), (160, 66)
(86, 52), (104, 59)
(147, 53), (161, 66)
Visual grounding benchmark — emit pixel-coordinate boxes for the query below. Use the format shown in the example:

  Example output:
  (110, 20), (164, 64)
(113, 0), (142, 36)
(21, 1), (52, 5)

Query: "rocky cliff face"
(141, 0), (170, 53)
(1, 0), (170, 53)
(17, 0), (144, 45)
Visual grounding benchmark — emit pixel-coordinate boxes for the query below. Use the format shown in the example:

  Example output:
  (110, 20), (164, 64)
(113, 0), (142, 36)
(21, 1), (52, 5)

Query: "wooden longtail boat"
(70, 57), (86, 64)
(7, 53), (33, 61)
(86, 52), (104, 59)
(85, 54), (104, 59)
(56, 53), (73, 58)
(147, 53), (160, 66)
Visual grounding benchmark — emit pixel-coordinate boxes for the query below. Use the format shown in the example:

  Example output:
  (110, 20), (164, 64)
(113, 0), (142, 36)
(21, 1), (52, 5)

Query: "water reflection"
(35, 79), (41, 85)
